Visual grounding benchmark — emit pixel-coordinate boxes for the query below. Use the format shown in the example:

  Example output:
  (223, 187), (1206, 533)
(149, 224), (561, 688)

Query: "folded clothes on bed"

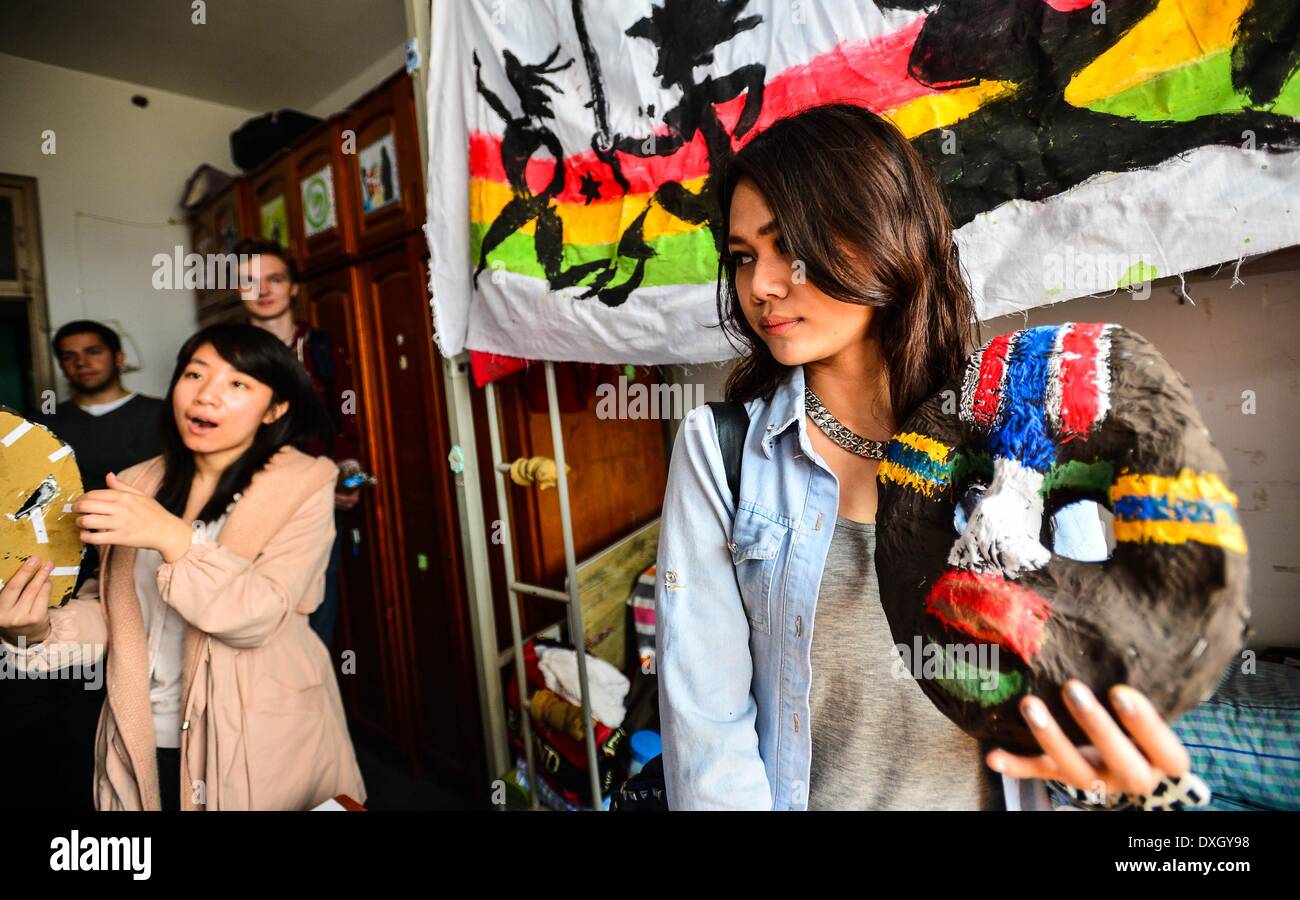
(536, 644), (630, 728)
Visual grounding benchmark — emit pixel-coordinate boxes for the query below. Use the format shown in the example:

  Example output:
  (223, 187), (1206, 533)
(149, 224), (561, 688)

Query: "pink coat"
(4, 447), (366, 810)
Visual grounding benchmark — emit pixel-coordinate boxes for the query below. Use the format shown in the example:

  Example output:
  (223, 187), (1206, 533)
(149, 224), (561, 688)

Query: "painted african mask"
(875, 324), (1250, 753)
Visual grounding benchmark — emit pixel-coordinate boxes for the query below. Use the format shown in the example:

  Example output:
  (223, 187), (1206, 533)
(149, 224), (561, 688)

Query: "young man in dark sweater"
(233, 239), (363, 651)
(7, 320), (162, 811)
(35, 320), (163, 492)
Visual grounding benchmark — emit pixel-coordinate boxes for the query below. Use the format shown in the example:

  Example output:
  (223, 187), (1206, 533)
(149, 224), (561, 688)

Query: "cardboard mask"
(875, 324), (1250, 753)
(0, 408), (85, 606)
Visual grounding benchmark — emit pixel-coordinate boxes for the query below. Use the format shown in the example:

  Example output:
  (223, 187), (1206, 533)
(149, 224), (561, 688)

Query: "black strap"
(706, 400), (749, 505)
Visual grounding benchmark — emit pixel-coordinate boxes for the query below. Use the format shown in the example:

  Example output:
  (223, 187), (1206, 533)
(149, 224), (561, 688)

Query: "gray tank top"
(806, 516), (995, 810)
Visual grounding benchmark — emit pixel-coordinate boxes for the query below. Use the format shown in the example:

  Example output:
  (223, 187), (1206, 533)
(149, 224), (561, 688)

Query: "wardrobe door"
(303, 265), (408, 750)
(249, 157), (297, 251)
(362, 237), (483, 783)
(209, 179), (255, 251)
(344, 73), (424, 254)
(291, 121), (358, 275)
(190, 179), (253, 327)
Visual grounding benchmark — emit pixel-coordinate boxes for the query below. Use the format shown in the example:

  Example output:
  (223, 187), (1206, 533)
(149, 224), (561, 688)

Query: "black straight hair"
(156, 323), (330, 523)
(53, 320), (122, 356)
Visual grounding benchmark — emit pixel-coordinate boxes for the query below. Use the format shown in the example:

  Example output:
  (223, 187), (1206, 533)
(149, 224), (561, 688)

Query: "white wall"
(666, 254), (1300, 648)
(306, 43), (406, 118)
(0, 52), (257, 399)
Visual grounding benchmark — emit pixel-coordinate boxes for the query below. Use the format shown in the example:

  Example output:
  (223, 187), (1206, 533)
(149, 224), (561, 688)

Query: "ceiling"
(0, 0), (408, 111)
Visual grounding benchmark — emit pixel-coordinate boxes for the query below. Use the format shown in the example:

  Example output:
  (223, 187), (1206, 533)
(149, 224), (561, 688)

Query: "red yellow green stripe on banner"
(1066, 0), (1300, 120)
(469, 15), (1015, 287)
(470, 1), (1299, 289)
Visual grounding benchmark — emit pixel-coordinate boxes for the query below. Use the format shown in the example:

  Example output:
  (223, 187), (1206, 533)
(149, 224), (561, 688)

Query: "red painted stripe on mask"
(971, 332), (1015, 426)
(924, 570), (1053, 663)
(1056, 321), (1106, 436)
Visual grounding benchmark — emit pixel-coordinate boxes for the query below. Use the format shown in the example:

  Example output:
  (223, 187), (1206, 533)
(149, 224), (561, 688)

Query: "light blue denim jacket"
(655, 363), (1107, 811)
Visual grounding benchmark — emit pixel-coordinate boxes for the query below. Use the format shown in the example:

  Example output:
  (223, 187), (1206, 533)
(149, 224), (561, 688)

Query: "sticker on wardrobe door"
(359, 133), (399, 213)
(260, 195), (289, 248)
(300, 166), (337, 237)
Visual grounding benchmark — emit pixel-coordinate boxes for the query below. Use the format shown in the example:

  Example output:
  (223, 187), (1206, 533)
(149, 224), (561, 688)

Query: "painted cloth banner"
(426, 0), (1300, 365)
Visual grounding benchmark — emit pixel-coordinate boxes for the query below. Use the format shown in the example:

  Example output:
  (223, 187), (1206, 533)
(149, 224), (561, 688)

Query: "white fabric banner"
(426, 0), (1300, 365)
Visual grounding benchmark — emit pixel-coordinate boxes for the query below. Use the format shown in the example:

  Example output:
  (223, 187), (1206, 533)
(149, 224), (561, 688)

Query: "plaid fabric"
(1170, 661), (1300, 811)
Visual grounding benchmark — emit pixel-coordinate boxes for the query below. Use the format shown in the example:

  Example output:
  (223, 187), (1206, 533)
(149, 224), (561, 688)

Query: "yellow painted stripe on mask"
(1111, 469), (1239, 504)
(878, 459), (943, 496)
(894, 431), (954, 463)
(1113, 518), (1247, 554)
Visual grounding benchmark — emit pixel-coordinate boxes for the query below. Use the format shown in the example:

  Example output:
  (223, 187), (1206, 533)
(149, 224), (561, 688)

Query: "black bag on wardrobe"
(612, 400), (749, 812)
(230, 109), (323, 172)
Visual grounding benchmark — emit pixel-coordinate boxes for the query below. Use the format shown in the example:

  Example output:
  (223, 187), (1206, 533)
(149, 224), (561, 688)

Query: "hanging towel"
(535, 645), (630, 728)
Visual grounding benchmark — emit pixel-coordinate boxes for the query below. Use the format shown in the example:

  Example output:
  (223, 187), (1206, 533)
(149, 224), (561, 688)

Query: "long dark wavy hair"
(717, 103), (977, 424)
(156, 324), (330, 523)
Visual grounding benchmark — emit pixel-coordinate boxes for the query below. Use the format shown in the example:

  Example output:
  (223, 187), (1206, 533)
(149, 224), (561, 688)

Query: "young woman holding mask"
(656, 104), (1196, 810)
(0, 324), (366, 810)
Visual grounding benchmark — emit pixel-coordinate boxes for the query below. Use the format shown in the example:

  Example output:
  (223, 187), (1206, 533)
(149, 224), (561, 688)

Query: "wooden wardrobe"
(186, 70), (674, 797)
(186, 71), (483, 786)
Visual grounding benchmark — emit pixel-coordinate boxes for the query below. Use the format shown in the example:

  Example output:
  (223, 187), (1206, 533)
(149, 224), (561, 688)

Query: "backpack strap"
(706, 400), (749, 506)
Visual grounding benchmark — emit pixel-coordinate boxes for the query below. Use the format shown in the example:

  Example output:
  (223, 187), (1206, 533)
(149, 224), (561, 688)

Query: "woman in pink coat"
(0, 324), (366, 810)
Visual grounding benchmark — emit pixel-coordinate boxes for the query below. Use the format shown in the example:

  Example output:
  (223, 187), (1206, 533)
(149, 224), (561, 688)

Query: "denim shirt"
(655, 363), (1108, 811)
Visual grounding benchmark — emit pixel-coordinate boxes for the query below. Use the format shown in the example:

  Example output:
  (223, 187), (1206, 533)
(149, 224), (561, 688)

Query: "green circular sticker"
(304, 175), (331, 230)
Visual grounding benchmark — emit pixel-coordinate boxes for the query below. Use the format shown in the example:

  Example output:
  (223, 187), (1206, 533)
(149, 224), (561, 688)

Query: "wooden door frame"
(304, 263), (410, 747)
(0, 174), (55, 407)
(360, 235), (483, 779)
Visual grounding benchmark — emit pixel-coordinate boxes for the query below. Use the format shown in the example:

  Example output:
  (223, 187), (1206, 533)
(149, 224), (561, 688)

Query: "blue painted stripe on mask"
(1113, 494), (1240, 524)
(987, 325), (1060, 472)
(883, 440), (954, 486)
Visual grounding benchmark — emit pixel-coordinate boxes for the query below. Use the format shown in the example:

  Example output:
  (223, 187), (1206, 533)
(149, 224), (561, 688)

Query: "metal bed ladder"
(483, 360), (604, 811)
